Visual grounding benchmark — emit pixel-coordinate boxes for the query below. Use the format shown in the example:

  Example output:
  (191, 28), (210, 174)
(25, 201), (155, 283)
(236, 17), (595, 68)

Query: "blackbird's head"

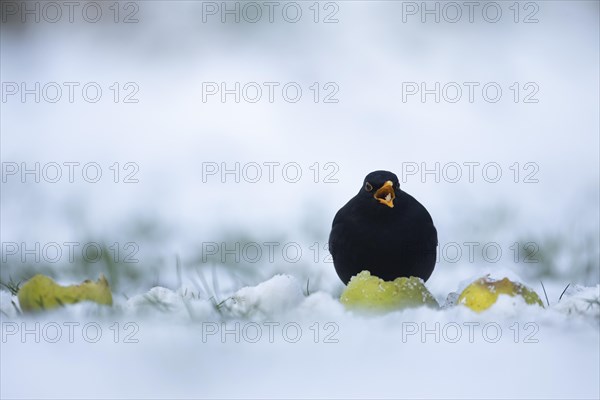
(360, 170), (400, 209)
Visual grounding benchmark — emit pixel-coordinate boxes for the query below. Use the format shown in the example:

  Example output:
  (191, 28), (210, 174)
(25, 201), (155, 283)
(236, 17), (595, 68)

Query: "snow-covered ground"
(1, 274), (599, 399)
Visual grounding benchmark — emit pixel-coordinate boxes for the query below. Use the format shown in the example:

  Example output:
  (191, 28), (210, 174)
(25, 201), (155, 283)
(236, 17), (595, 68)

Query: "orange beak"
(374, 181), (395, 208)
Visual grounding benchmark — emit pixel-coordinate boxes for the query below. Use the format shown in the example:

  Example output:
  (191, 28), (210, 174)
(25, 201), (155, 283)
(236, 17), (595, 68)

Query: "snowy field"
(1, 274), (599, 399)
(1, 1), (599, 399)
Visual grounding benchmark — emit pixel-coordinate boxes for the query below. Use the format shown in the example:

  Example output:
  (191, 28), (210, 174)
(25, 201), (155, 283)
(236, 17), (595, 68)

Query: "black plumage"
(329, 170), (438, 284)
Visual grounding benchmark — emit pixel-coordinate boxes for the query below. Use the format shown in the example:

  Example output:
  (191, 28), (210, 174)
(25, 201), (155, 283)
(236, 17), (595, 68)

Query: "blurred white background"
(1, 0), (598, 294)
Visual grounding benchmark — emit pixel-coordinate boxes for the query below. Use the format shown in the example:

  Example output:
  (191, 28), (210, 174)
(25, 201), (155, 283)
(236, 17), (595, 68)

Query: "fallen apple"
(457, 276), (544, 312)
(340, 270), (439, 311)
(17, 274), (113, 313)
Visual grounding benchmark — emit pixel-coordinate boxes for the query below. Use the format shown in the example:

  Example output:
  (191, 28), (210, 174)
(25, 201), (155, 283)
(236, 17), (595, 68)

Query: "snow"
(225, 274), (305, 319)
(553, 285), (600, 319)
(1, 275), (599, 399)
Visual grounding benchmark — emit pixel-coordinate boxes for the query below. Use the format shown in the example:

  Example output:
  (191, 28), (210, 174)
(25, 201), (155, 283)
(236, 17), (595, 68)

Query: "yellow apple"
(340, 270), (439, 311)
(17, 274), (113, 313)
(458, 276), (544, 312)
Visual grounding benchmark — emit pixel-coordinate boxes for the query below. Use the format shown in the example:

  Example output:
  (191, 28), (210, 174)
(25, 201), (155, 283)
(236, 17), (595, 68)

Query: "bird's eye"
(365, 182), (373, 192)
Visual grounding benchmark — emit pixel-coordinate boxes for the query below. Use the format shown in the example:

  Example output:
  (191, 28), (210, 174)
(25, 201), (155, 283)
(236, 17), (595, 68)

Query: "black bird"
(329, 170), (437, 284)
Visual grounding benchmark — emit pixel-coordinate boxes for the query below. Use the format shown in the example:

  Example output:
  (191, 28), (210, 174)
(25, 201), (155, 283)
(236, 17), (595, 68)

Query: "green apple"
(458, 276), (544, 312)
(17, 274), (113, 313)
(340, 270), (439, 311)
